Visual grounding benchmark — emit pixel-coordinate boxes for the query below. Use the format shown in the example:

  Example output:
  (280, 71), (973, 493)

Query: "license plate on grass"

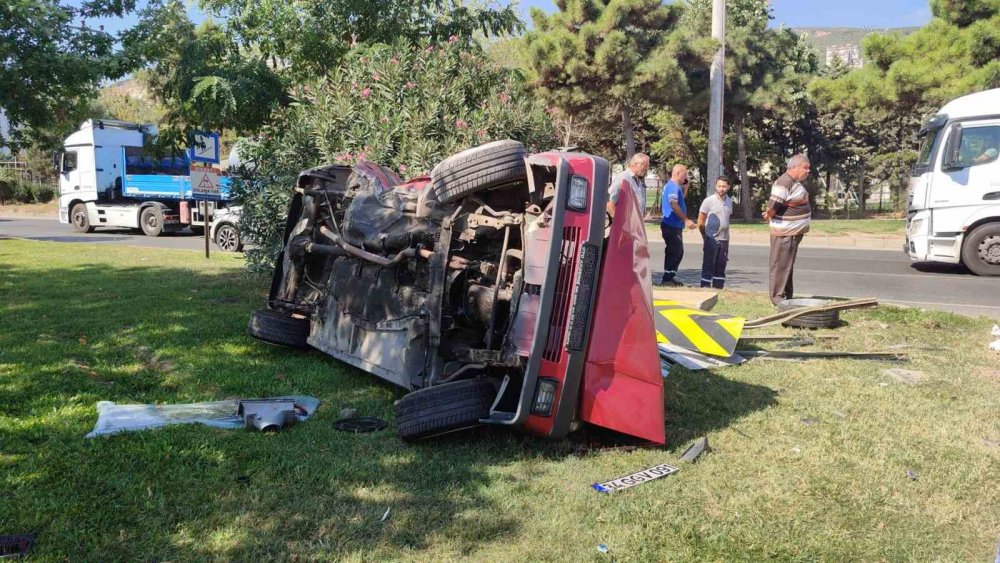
(592, 463), (679, 493)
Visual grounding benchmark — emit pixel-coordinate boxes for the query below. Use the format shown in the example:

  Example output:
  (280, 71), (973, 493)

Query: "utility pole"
(707, 0), (726, 191)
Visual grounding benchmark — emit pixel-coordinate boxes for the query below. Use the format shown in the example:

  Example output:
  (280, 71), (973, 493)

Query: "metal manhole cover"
(333, 417), (388, 433)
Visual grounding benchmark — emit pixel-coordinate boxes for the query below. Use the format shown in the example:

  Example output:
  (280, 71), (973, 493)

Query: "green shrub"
(30, 183), (57, 203)
(232, 39), (556, 274)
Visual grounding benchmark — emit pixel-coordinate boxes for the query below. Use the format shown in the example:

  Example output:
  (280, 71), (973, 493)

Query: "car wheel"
(214, 223), (243, 252)
(140, 206), (164, 237)
(70, 203), (95, 233)
(395, 379), (497, 441)
(961, 223), (1000, 276)
(246, 309), (310, 349)
(430, 140), (527, 204)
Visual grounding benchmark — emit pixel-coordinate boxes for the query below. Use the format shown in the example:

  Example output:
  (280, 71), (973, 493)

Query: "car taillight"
(567, 175), (588, 211)
(531, 378), (558, 416)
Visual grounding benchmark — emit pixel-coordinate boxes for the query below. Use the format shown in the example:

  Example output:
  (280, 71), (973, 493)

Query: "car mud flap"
(578, 183), (664, 445)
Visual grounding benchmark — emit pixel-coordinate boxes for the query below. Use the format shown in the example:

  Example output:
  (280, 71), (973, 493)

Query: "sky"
(73, 0), (934, 39)
(517, 0), (932, 28)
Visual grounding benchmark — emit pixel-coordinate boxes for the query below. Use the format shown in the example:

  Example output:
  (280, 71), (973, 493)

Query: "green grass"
(1, 240), (998, 560)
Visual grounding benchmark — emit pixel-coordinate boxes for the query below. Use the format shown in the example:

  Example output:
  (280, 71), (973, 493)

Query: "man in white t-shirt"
(698, 176), (733, 289)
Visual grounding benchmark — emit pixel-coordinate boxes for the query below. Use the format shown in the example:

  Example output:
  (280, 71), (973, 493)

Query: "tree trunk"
(622, 106), (635, 161)
(735, 114), (751, 222)
(563, 114), (573, 147)
(858, 163), (866, 216)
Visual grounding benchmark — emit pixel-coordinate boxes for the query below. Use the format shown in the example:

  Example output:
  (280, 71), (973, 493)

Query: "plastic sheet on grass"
(85, 396), (320, 438)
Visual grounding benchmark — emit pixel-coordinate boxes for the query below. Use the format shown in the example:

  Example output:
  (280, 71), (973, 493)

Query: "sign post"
(189, 132), (222, 259)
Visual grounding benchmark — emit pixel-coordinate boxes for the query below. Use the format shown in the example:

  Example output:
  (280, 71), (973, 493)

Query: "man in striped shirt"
(763, 154), (812, 305)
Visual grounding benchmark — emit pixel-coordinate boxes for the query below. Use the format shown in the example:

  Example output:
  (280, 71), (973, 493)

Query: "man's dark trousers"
(700, 237), (729, 289)
(661, 224), (684, 283)
(769, 234), (803, 304)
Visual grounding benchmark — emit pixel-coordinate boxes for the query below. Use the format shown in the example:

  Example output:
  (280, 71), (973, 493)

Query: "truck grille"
(543, 226), (581, 362)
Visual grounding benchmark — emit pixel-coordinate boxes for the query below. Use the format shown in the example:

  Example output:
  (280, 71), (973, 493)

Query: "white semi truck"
(906, 88), (1000, 276)
(56, 119), (244, 251)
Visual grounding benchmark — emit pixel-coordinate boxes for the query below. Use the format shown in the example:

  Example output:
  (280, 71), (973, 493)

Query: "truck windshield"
(124, 146), (189, 176)
(915, 128), (940, 168)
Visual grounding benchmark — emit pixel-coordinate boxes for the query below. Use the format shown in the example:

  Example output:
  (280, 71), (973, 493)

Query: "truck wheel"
(214, 223), (243, 252)
(140, 206), (164, 237)
(430, 140), (527, 204)
(961, 223), (1000, 276)
(395, 379), (497, 441)
(247, 309), (310, 349)
(70, 203), (95, 233)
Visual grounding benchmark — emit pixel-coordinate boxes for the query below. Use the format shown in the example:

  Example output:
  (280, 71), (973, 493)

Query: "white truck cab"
(56, 119), (244, 251)
(906, 88), (1000, 276)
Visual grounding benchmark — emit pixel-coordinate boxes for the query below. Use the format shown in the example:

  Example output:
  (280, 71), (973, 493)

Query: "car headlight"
(567, 175), (588, 211)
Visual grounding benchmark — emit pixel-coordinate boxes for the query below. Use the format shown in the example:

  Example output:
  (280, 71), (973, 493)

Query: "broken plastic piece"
(381, 507), (391, 522)
(907, 469), (918, 481)
(0, 534), (34, 559)
(597, 544), (609, 554)
(333, 417), (388, 433)
(679, 437), (709, 463)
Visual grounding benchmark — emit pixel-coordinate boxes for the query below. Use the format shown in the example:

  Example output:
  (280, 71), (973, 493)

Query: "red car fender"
(577, 183), (665, 444)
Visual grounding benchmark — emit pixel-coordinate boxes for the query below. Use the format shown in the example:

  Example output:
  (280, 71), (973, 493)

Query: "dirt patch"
(0, 202), (58, 219)
(976, 367), (1000, 381)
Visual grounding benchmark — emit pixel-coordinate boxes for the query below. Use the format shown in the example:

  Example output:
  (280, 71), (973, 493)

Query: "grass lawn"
(1, 240), (997, 560)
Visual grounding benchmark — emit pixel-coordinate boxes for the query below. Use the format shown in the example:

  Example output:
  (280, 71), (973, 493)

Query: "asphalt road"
(3, 216), (998, 317)
(0, 217), (219, 251)
(648, 236), (1000, 318)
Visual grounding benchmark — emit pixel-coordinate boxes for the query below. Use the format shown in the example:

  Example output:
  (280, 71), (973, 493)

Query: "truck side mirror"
(942, 124), (964, 171)
(53, 151), (62, 171)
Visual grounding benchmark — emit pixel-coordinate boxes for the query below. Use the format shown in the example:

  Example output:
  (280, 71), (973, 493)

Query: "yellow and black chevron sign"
(653, 300), (745, 358)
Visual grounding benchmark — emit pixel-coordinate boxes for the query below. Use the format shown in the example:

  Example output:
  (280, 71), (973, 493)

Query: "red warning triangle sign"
(197, 173), (215, 191)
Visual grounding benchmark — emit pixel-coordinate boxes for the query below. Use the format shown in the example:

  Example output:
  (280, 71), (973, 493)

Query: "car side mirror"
(941, 124), (964, 171)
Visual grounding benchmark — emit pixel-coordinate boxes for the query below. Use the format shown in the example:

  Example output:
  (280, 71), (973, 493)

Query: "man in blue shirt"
(660, 164), (696, 286)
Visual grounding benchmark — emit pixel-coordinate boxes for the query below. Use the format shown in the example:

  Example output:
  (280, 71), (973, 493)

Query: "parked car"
(247, 141), (664, 443)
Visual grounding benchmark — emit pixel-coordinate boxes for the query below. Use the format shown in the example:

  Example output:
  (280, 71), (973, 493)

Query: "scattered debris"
(86, 396), (321, 437)
(990, 325), (1000, 352)
(651, 288), (718, 311)
(883, 368), (927, 384)
(238, 399), (298, 432)
(735, 350), (906, 361)
(658, 343), (744, 371)
(790, 447), (801, 455)
(653, 300), (745, 358)
(380, 507), (391, 522)
(906, 469), (919, 481)
(744, 298), (878, 329)
(679, 437), (709, 463)
(339, 407), (358, 419)
(0, 534), (35, 559)
(981, 437), (1000, 449)
(800, 417), (818, 426)
(592, 463), (679, 493)
(236, 475), (251, 486)
(333, 417), (388, 433)
(832, 411), (848, 420)
(738, 335), (840, 343)
(597, 544), (610, 554)
(776, 298), (843, 329)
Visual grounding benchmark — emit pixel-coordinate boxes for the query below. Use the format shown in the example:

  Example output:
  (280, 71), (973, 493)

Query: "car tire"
(140, 206), (164, 237)
(776, 298), (840, 329)
(395, 379), (497, 441)
(430, 140), (527, 204)
(214, 223), (243, 252)
(70, 203), (95, 233)
(961, 223), (1000, 277)
(247, 309), (310, 349)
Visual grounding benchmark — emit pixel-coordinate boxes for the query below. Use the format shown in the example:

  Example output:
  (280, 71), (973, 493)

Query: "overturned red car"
(248, 141), (664, 443)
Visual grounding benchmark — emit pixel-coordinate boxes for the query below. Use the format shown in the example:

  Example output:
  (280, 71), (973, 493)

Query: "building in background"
(826, 44), (863, 68)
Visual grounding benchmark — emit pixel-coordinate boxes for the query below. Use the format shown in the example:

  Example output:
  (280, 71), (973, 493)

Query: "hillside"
(791, 26), (919, 56)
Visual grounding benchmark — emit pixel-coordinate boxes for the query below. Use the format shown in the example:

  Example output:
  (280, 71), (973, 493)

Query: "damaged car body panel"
(251, 141), (664, 444)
